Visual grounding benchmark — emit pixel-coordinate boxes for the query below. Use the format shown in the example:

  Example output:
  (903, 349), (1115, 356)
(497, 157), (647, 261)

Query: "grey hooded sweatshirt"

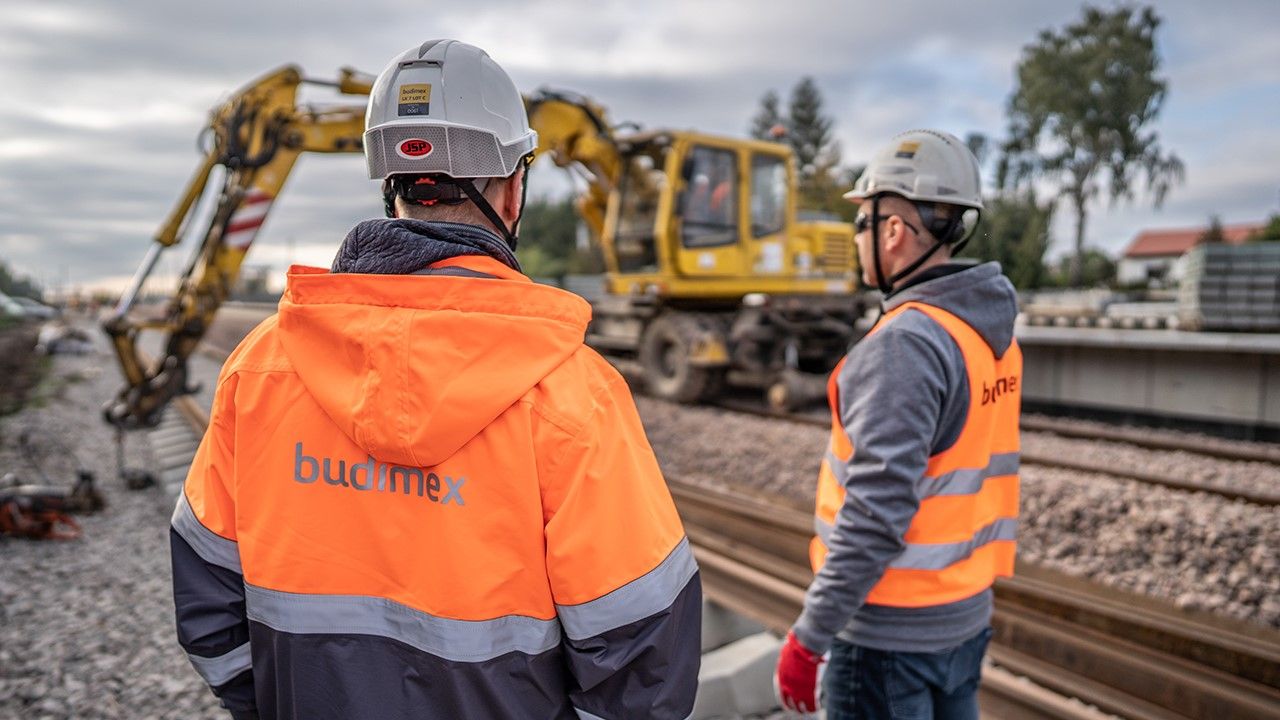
(792, 261), (1019, 654)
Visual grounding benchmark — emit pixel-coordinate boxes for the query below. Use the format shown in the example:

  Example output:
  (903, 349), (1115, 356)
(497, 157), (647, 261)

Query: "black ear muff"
(916, 203), (965, 245)
(382, 178), (398, 218)
(936, 216), (965, 244)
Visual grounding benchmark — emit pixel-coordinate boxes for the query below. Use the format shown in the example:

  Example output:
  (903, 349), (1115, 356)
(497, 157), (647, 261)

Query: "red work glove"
(774, 630), (824, 715)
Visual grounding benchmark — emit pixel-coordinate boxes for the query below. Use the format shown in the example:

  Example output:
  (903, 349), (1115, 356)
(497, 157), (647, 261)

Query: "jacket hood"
(276, 264), (591, 468)
(886, 261), (1018, 357)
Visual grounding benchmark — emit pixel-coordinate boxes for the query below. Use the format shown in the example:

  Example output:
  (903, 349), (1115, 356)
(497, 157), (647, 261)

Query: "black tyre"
(638, 313), (725, 403)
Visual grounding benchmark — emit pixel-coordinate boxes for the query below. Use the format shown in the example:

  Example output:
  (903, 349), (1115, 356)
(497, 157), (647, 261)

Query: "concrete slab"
(153, 436), (199, 454)
(702, 599), (767, 653)
(149, 429), (197, 446)
(155, 415), (189, 431)
(692, 632), (782, 719)
(157, 449), (199, 471)
(160, 466), (190, 496)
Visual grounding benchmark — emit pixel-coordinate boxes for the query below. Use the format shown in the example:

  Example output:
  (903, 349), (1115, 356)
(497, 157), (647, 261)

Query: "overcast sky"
(1, 0), (1277, 294)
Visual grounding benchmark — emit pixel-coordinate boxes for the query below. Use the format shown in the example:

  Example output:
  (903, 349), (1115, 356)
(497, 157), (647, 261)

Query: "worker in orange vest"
(775, 130), (1021, 719)
(170, 39), (700, 720)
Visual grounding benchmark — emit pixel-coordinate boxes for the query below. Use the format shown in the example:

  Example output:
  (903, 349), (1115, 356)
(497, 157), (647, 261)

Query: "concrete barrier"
(693, 632), (782, 719)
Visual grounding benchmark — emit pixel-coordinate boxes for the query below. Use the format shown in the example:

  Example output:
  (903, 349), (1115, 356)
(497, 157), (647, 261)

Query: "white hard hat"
(364, 39), (537, 180)
(844, 129), (983, 211)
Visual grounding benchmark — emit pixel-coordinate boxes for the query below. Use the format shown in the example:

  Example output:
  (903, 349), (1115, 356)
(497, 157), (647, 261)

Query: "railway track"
(670, 478), (1280, 720)
(1017, 415), (1280, 465)
(168, 336), (1280, 717)
(159, 383), (1280, 719)
(709, 398), (1280, 507)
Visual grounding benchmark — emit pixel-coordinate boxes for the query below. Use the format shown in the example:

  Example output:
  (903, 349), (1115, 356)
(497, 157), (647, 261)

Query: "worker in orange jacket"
(775, 130), (1020, 719)
(170, 39), (700, 720)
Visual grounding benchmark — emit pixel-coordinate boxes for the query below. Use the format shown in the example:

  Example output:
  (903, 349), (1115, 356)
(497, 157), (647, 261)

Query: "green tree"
(999, 4), (1184, 287)
(750, 79), (847, 214)
(0, 260), (42, 300)
(1047, 247), (1116, 287)
(968, 190), (1054, 289)
(1200, 215), (1226, 244)
(749, 90), (785, 141)
(516, 197), (586, 279)
(787, 77), (839, 205)
(964, 132), (991, 167)
(1250, 213), (1280, 242)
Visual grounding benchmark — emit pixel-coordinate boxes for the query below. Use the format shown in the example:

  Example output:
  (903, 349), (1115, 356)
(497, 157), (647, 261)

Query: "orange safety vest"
(811, 301), (1021, 607)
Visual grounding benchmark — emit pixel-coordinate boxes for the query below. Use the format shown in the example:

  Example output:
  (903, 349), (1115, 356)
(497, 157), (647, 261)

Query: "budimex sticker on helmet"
(895, 141), (920, 159)
(396, 139), (433, 159)
(397, 84), (431, 116)
(364, 40), (538, 180)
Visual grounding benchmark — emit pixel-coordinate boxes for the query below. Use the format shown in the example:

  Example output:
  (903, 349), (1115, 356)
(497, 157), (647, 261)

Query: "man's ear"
(883, 215), (910, 253)
(499, 169), (525, 223)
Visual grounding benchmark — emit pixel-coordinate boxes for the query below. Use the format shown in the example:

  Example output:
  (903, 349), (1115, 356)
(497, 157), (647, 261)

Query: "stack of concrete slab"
(694, 600), (783, 719)
(1179, 243), (1280, 331)
(148, 408), (203, 501)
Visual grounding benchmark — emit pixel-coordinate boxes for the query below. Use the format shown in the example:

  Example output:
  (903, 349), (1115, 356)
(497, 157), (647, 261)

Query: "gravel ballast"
(0, 324), (223, 719)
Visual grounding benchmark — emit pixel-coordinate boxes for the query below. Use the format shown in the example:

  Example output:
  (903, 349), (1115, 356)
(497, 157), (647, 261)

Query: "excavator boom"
(103, 66), (370, 428)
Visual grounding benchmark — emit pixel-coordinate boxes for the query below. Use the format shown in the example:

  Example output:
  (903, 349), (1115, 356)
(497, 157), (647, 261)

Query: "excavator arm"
(103, 65), (371, 428)
(522, 89), (624, 247)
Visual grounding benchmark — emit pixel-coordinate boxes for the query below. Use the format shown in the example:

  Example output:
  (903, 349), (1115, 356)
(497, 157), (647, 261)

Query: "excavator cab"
(526, 88), (860, 407)
(596, 132), (855, 302)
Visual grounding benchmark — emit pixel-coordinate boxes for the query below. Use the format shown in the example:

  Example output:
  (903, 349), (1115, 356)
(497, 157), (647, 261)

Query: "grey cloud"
(1, 0), (1278, 288)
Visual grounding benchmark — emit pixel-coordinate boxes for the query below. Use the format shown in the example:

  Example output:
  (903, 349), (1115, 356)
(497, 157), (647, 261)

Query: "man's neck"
(889, 249), (950, 286)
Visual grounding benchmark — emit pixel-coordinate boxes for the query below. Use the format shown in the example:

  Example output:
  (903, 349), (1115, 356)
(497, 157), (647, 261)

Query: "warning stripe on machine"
(224, 190), (273, 249)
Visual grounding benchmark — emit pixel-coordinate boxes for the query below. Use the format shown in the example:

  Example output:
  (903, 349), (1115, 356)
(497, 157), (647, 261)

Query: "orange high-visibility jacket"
(812, 301), (1021, 606)
(170, 257), (700, 720)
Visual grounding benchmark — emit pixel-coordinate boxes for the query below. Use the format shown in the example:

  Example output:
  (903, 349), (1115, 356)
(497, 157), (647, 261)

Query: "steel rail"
(1018, 415), (1280, 465)
(161, 339), (1279, 719)
(666, 477), (1280, 720)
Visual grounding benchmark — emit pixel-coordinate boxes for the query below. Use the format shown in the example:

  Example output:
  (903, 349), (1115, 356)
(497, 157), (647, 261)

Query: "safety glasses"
(854, 210), (920, 236)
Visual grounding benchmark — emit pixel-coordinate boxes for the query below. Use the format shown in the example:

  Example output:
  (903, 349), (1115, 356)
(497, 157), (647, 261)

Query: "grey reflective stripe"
(170, 493), (242, 574)
(186, 642), (251, 687)
(410, 266), (496, 279)
(917, 452), (1020, 499)
(575, 709), (692, 720)
(556, 537), (698, 641)
(889, 517), (1018, 571)
(245, 584), (560, 663)
(824, 450), (847, 475)
(814, 516), (834, 545)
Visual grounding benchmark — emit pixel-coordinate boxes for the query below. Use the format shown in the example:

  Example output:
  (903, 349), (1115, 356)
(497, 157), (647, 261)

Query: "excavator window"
(614, 153), (664, 273)
(680, 146), (739, 248)
(750, 154), (787, 238)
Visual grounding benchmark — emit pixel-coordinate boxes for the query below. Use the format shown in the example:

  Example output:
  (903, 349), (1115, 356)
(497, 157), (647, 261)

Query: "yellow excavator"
(104, 66), (862, 428)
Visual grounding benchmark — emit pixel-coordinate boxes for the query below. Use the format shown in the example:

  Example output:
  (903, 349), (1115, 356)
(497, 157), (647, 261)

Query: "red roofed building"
(1117, 222), (1262, 285)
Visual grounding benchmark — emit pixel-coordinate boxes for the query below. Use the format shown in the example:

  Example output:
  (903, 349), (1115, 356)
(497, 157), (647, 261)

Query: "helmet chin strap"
(456, 179), (518, 251)
(870, 195), (948, 297)
(454, 161), (532, 252)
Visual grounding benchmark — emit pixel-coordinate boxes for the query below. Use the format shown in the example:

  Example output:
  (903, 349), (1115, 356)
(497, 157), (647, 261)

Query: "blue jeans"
(822, 627), (992, 720)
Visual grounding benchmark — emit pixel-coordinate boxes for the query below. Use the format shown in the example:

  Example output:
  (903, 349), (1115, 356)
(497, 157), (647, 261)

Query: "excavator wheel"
(638, 313), (726, 404)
